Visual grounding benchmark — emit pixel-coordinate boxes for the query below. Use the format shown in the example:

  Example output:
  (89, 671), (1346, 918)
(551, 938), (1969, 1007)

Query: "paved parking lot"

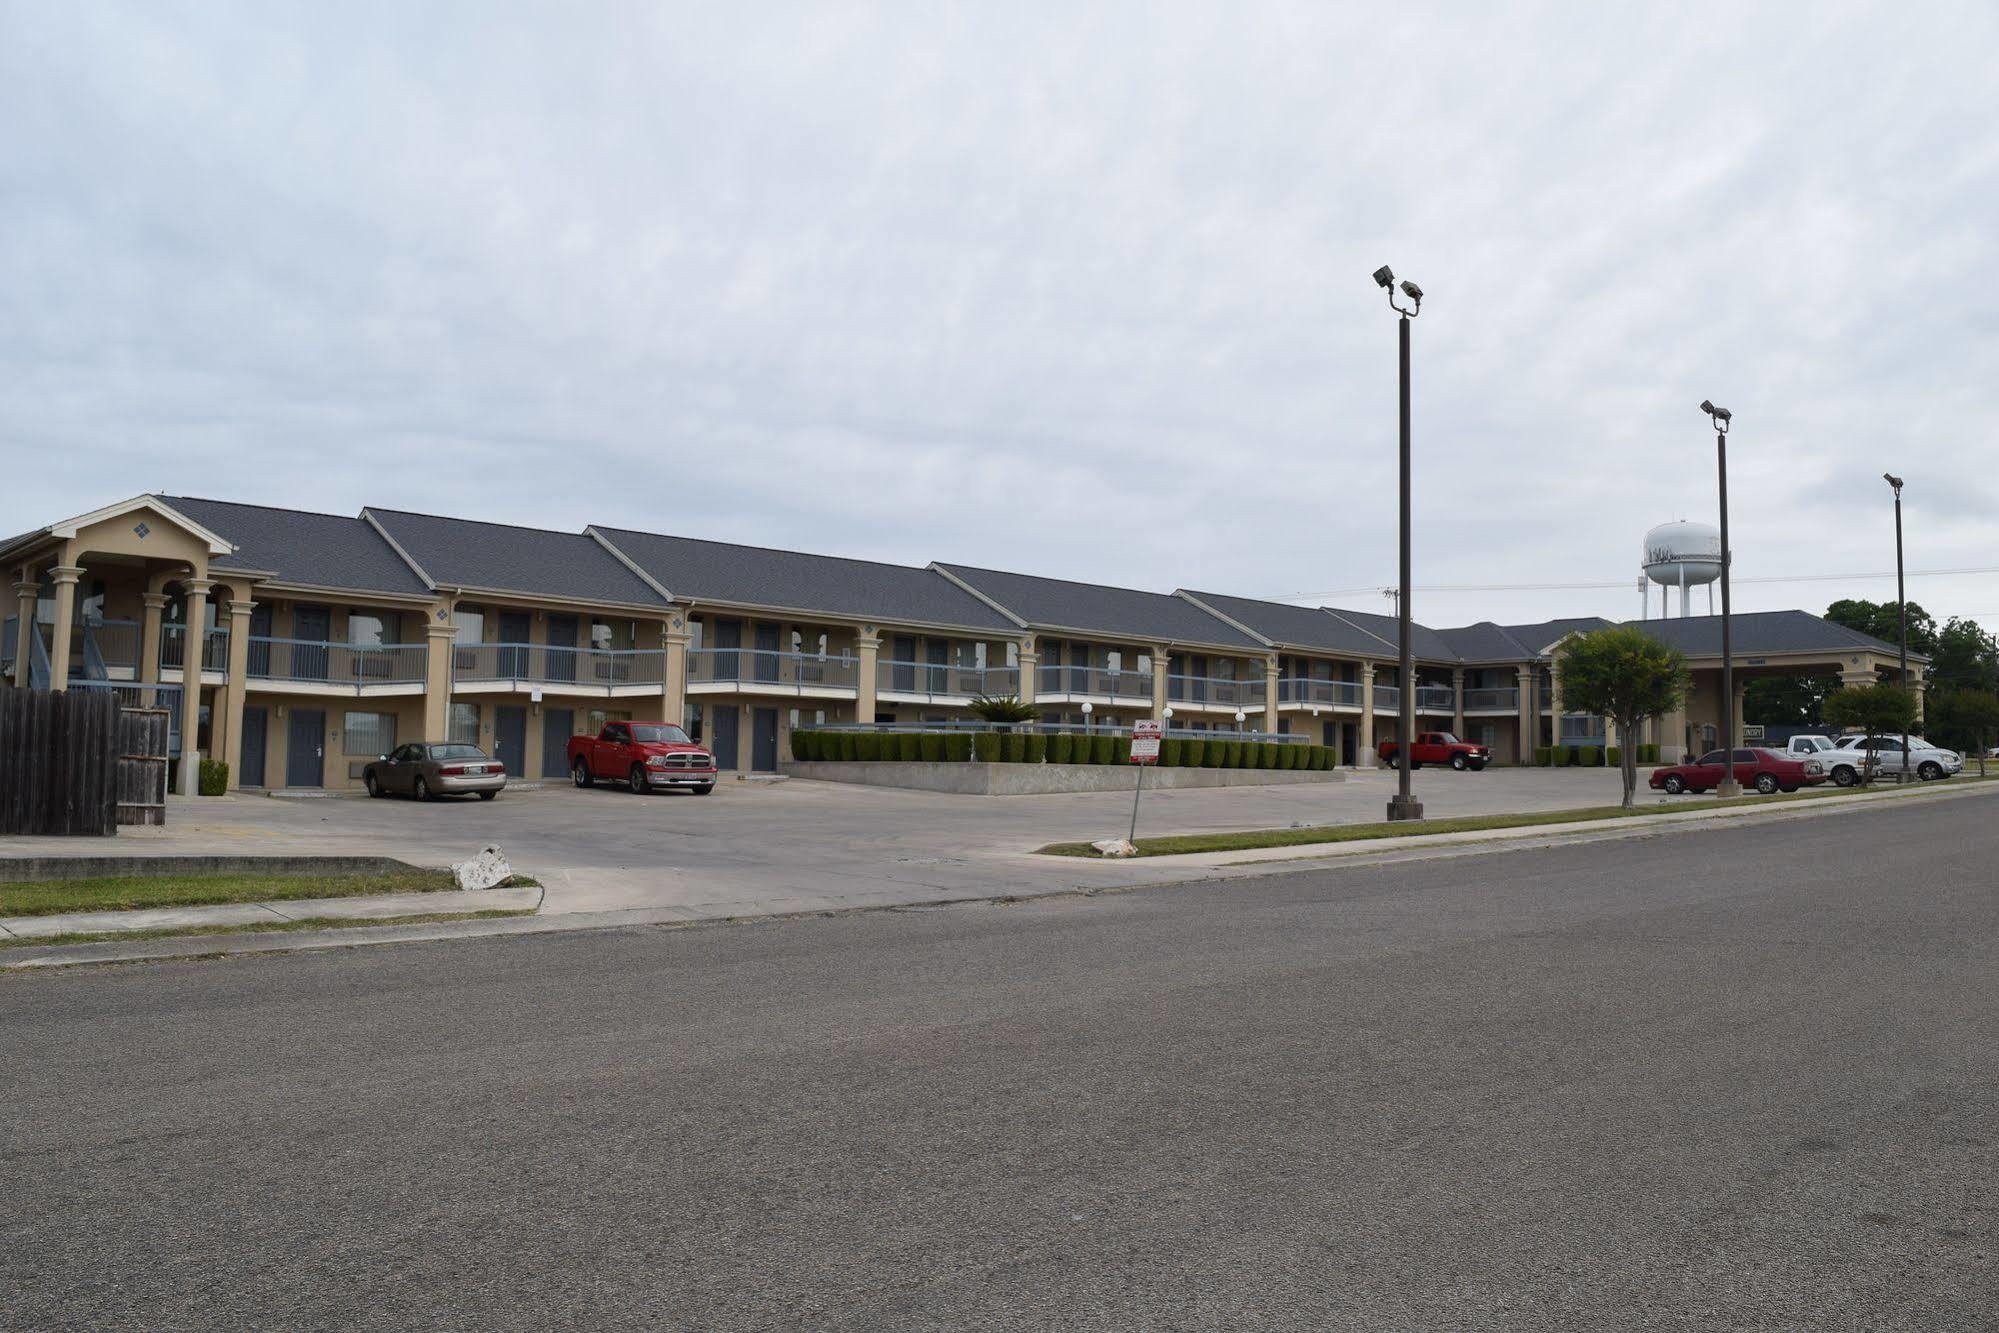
(5, 768), (1707, 921)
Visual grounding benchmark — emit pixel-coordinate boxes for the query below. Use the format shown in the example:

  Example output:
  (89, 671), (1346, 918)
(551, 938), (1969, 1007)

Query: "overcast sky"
(4, 2), (1995, 631)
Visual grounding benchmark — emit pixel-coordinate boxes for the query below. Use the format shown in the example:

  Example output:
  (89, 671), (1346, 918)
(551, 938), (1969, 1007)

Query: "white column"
(176, 578), (213, 796)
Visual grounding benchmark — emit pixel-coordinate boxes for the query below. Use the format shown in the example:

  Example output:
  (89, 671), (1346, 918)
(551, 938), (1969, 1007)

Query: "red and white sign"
(1130, 719), (1163, 764)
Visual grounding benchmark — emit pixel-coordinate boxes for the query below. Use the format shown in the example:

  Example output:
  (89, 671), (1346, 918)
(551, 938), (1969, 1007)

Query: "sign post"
(1128, 719), (1162, 843)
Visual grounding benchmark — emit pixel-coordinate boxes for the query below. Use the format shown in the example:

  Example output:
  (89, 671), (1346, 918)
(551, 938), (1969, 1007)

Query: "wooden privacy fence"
(0, 689), (168, 835)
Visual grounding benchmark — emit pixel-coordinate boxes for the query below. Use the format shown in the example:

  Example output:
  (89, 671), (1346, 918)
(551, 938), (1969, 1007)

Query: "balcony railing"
(248, 636), (428, 686)
(1373, 684), (1401, 709)
(877, 660), (1016, 699)
(1277, 677), (1365, 708)
(1037, 665), (1154, 701)
(66, 680), (186, 751)
(1, 614), (14, 669)
(160, 625), (230, 674)
(1464, 687), (1520, 710)
(1414, 685), (1457, 712)
(78, 618), (144, 674)
(1166, 674), (1267, 708)
(456, 642), (664, 687)
(691, 648), (859, 693)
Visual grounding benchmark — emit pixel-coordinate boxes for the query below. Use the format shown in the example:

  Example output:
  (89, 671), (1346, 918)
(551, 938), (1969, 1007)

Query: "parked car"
(1377, 731), (1490, 771)
(1821, 735), (1962, 784)
(364, 743), (507, 801)
(568, 721), (717, 794)
(1648, 747), (1826, 796)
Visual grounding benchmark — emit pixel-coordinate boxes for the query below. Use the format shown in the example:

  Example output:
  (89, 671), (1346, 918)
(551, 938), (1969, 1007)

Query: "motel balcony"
(455, 642), (665, 696)
(878, 660), (1016, 704)
(1165, 673), (1266, 711)
(1463, 687), (1520, 712)
(1037, 664), (1154, 705)
(1373, 683), (1400, 710)
(1414, 685), (1458, 713)
(1276, 678), (1365, 710)
(690, 648), (861, 699)
(247, 636), (428, 696)
(159, 624), (232, 678)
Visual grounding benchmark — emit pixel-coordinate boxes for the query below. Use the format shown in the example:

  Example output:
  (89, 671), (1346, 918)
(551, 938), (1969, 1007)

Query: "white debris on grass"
(1090, 838), (1137, 858)
(452, 845), (513, 890)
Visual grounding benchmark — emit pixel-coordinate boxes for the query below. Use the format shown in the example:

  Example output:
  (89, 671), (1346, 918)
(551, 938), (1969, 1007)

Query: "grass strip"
(1036, 775), (1998, 858)
(1, 908), (537, 950)
(0, 870), (537, 918)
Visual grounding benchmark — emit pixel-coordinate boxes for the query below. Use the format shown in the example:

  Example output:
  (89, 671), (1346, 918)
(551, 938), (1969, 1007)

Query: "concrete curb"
(0, 884), (541, 941)
(7, 778), (1993, 972)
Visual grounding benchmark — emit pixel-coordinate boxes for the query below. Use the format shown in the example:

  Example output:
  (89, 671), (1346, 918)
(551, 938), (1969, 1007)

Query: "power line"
(1272, 564), (1999, 603)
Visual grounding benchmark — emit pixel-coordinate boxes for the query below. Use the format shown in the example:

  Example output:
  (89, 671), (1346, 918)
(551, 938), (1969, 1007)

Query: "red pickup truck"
(568, 721), (717, 795)
(1378, 731), (1490, 771)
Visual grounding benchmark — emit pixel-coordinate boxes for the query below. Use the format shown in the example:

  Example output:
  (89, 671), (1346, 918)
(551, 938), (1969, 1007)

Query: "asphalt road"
(4, 798), (1994, 1330)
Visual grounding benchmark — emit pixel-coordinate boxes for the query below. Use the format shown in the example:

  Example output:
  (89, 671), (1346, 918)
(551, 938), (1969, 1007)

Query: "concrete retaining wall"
(782, 761), (1347, 796)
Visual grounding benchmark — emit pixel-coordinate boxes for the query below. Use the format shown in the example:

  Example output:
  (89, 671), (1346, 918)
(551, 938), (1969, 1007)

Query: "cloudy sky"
(4, 1), (1995, 631)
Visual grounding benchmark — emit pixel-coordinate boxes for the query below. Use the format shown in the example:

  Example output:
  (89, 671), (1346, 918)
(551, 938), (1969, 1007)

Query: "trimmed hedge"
(1002, 733), (1026, 763)
(1092, 735), (1115, 765)
(1049, 733), (1074, 764)
(1182, 738), (1206, 768)
(973, 732), (1001, 762)
(918, 734), (943, 762)
(1606, 745), (1622, 767)
(1024, 733), (1047, 764)
(946, 733), (972, 762)
(1582, 746), (1604, 767)
(199, 759), (229, 796)
(898, 734), (921, 762)
(1159, 737), (1182, 767)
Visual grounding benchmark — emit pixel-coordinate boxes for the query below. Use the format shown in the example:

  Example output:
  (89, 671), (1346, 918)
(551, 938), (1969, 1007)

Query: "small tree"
(1553, 627), (1691, 809)
(1926, 688), (1999, 778)
(1822, 683), (1919, 783)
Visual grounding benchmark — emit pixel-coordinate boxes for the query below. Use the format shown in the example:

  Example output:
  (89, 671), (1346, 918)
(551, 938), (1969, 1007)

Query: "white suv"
(1823, 735), (1962, 784)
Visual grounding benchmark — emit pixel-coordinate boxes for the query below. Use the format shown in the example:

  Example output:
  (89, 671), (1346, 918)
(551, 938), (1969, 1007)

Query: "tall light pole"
(1885, 472), (1909, 762)
(1377, 265), (1424, 821)
(1701, 400), (1740, 797)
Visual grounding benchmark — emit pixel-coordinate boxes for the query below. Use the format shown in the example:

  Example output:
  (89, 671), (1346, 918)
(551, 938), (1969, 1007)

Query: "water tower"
(1641, 520), (1722, 618)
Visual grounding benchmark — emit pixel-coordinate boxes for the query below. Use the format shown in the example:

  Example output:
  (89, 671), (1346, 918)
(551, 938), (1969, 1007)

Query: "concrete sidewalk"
(0, 884), (542, 940)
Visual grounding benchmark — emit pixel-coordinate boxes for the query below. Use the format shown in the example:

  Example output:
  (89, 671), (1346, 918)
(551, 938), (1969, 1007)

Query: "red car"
(568, 721), (717, 795)
(1648, 746), (1826, 796)
(1378, 731), (1490, 771)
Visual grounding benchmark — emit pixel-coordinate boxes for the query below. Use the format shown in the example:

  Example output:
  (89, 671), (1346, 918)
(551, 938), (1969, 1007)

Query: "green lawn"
(0, 869), (536, 919)
(2, 908), (536, 950)
(1037, 775), (1996, 858)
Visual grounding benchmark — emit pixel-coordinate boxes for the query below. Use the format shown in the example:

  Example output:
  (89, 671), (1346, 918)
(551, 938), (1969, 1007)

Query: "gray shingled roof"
(1178, 590), (1398, 656)
(937, 564), (1260, 649)
(1321, 605), (1460, 661)
(1618, 611), (1913, 660)
(162, 496), (432, 597)
(591, 527), (1016, 631)
(365, 508), (667, 607)
(1437, 616), (1615, 661)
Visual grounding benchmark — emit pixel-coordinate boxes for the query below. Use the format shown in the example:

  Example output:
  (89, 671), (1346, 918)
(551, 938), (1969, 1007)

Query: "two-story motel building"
(1, 495), (1922, 793)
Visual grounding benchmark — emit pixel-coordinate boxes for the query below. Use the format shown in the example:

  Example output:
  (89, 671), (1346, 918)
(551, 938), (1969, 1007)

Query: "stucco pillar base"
(1386, 794), (1424, 821)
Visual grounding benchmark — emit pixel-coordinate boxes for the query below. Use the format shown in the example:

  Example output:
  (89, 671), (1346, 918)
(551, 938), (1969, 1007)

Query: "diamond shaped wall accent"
(133, 521), (152, 538)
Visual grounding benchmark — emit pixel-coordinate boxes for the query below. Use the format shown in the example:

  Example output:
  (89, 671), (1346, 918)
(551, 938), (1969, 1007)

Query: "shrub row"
(791, 731), (971, 763)
(791, 731), (1338, 770)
